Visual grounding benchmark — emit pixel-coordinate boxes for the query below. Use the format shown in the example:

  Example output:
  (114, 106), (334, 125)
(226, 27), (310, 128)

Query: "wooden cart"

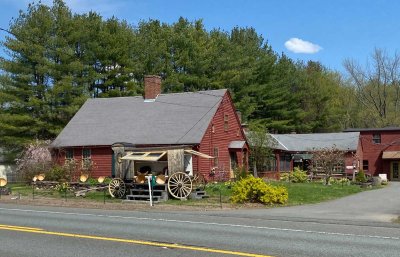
(108, 144), (212, 200)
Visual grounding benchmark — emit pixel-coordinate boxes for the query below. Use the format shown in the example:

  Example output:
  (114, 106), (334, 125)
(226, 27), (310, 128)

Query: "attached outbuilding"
(259, 132), (361, 178)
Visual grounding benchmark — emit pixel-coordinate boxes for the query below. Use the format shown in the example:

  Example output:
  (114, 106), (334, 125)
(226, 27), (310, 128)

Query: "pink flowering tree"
(16, 140), (52, 181)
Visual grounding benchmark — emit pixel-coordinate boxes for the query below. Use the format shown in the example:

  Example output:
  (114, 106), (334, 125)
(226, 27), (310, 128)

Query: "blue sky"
(1, 0), (399, 73)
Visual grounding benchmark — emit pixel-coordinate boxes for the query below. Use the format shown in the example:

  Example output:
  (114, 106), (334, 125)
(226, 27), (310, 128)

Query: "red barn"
(51, 75), (248, 181)
(344, 127), (400, 180)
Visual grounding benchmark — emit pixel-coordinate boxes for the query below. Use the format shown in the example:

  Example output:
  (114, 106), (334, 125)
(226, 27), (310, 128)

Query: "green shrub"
(54, 182), (69, 193)
(87, 178), (98, 186)
(233, 167), (249, 181)
(280, 168), (308, 183)
(330, 177), (350, 185)
(291, 167), (308, 183)
(86, 177), (112, 186)
(280, 172), (290, 182)
(47, 165), (70, 182)
(231, 176), (288, 205)
(356, 170), (367, 183)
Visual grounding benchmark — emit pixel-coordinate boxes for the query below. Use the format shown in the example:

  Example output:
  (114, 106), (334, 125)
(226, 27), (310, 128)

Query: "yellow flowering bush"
(231, 176), (288, 205)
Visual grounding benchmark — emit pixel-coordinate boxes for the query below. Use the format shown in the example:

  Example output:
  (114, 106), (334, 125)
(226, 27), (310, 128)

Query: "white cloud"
(284, 38), (322, 54)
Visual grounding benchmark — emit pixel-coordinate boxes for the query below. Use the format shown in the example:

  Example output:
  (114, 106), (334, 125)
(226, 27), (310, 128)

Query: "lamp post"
(32, 176), (37, 199)
(77, 174), (89, 201)
(79, 174), (88, 183)
(37, 174), (45, 182)
(97, 176), (106, 204)
(0, 178), (7, 199)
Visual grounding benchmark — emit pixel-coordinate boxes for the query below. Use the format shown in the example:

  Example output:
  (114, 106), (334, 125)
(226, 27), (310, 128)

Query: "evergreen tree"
(0, 2), (54, 153)
(0, 0), (357, 159)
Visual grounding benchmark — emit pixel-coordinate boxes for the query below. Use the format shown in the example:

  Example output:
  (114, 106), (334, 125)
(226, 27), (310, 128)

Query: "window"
(82, 149), (92, 170)
(211, 124), (215, 133)
(372, 133), (381, 144)
(363, 160), (369, 172)
(224, 114), (229, 131)
(213, 147), (219, 166)
(266, 157), (277, 172)
(82, 149), (91, 160)
(279, 154), (291, 172)
(65, 149), (74, 160)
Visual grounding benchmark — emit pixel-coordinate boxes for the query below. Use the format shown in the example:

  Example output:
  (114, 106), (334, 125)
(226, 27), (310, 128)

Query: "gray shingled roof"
(51, 89), (227, 148)
(270, 132), (360, 152)
(344, 127), (400, 132)
(228, 141), (246, 149)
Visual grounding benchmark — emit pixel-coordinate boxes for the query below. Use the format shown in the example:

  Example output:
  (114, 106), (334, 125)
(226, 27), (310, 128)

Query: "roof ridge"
(87, 89), (227, 101)
(159, 88), (227, 96)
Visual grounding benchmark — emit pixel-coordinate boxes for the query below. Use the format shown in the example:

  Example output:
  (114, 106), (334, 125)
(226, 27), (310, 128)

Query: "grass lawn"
(165, 181), (377, 207)
(4, 181), (381, 208)
(6, 183), (120, 203)
(270, 181), (378, 206)
(7, 183), (34, 196)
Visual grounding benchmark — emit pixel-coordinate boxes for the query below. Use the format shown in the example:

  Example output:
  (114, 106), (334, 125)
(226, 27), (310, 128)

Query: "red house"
(344, 127), (400, 180)
(51, 75), (248, 181)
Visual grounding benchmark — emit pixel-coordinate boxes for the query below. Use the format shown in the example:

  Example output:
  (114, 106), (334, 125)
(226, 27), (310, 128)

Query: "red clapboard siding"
(57, 146), (112, 179)
(198, 91), (248, 181)
(90, 147), (113, 177)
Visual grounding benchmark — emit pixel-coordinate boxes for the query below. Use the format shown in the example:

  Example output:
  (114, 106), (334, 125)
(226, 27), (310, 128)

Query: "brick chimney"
(144, 75), (161, 100)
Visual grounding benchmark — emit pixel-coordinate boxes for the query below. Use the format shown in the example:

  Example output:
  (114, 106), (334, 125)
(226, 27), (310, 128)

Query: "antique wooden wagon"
(108, 143), (213, 200)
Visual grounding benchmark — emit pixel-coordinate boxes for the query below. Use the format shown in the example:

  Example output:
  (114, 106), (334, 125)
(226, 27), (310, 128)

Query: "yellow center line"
(0, 224), (44, 231)
(0, 225), (274, 257)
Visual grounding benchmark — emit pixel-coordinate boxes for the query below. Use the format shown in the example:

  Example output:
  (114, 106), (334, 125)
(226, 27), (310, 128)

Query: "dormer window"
(372, 133), (381, 144)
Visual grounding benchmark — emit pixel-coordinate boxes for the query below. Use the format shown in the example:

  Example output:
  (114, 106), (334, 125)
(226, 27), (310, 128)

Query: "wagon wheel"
(108, 178), (126, 198)
(168, 172), (193, 199)
(192, 173), (206, 191)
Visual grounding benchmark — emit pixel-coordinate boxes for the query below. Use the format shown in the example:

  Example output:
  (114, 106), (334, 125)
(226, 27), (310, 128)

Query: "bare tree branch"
(344, 48), (400, 126)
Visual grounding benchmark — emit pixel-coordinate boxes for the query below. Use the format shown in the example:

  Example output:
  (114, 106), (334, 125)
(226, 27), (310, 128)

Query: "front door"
(391, 161), (400, 181)
(230, 151), (238, 171)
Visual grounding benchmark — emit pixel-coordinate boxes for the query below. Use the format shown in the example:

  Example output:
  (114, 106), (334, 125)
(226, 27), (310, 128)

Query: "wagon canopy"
(121, 151), (167, 161)
(120, 149), (214, 161)
(184, 149), (214, 159)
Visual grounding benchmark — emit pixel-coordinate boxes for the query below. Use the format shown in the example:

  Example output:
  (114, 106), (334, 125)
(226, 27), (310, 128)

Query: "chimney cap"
(144, 75), (162, 79)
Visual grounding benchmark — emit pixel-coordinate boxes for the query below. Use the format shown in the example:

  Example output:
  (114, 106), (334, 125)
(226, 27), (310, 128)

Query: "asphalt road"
(1, 202), (400, 257)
